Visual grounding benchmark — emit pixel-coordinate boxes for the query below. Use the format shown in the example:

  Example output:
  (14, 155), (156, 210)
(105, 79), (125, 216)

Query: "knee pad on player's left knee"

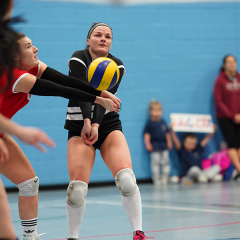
(66, 180), (88, 208)
(17, 176), (39, 197)
(115, 168), (139, 196)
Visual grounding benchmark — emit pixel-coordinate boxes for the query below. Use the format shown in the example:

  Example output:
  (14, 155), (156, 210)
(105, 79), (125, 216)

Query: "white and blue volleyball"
(86, 57), (120, 91)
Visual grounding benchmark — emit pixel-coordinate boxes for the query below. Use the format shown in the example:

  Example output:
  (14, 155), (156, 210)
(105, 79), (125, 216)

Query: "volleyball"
(86, 57), (120, 91)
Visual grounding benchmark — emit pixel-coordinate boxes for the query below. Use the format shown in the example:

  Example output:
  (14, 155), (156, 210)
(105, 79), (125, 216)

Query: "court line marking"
(86, 200), (240, 214)
(39, 0), (240, 5)
(23, 199), (240, 215)
(52, 221), (240, 239)
(11, 199), (240, 218)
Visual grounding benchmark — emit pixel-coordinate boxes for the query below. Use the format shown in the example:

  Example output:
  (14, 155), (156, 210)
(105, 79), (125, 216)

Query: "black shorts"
(67, 113), (122, 150)
(218, 118), (240, 149)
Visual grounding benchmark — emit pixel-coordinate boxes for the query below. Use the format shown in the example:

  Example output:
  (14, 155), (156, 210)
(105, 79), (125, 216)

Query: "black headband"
(87, 23), (111, 39)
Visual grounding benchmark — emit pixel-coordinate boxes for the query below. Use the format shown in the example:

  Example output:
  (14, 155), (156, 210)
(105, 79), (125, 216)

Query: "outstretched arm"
(14, 73), (119, 112)
(39, 62), (120, 108)
(200, 124), (217, 148)
(0, 113), (55, 154)
(38, 62), (100, 97)
(169, 124), (181, 151)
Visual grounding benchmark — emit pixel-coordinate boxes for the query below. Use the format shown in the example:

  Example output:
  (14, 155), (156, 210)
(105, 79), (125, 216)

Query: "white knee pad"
(115, 168), (139, 196)
(66, 180), (88, 208)
(17, 176), (39, 197)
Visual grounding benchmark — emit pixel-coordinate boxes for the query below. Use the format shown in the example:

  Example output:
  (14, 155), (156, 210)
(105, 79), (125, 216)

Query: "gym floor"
(7, 181), (240, 239)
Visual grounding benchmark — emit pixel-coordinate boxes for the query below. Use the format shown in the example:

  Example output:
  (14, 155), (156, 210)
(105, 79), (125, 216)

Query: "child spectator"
(144, 100), (172, 185)
(170, 124), (217, 183)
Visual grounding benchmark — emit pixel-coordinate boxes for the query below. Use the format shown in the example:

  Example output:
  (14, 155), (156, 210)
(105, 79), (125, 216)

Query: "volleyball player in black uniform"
(64, 23), (148, 240)
(65, 47), (124, 149)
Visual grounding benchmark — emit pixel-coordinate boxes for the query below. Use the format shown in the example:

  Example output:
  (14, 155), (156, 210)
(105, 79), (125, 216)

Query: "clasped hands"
(81, 119), (99, 146)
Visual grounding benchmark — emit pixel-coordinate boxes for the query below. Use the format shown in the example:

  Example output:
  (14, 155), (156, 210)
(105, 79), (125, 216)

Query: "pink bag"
(202, 150), (231, 172)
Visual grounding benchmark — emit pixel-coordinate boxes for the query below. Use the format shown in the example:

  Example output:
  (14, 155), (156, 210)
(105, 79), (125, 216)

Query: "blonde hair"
(149, 99), (162, 111)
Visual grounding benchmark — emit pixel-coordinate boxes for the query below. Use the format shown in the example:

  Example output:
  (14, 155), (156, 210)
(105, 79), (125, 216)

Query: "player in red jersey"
(0, 2), (55, 240)
(0, 32), (120, 240)
(0, 2), (55, 156)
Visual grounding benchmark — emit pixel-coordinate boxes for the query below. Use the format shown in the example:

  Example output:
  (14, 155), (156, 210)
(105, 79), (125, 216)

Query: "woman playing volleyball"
(0, 1), (56, 239)
(0, 31), (120, 240)
(0, 2), (55, 156)
(64, 22), (149, 240)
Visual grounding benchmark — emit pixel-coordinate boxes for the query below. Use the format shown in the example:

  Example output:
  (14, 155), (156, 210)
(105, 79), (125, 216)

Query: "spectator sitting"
(170, 124), (217, 183)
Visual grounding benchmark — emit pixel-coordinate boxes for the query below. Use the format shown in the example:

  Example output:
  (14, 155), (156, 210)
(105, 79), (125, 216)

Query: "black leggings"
(218, 118), (240, 149)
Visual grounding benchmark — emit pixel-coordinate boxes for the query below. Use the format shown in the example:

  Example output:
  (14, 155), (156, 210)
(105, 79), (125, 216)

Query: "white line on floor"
(86, 200), (240, 215)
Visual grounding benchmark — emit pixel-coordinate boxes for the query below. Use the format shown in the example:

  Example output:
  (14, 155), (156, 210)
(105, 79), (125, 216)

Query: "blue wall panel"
(2, 0), (239, 187)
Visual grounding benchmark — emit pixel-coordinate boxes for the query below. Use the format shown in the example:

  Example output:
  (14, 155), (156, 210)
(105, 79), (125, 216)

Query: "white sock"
(121, 190), (142, 231)
(66, 202), (86, 238)
(21, 218), (37, 236)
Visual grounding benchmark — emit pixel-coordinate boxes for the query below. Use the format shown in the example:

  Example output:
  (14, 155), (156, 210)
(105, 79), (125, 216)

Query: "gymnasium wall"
(2, 0), (240, 187)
